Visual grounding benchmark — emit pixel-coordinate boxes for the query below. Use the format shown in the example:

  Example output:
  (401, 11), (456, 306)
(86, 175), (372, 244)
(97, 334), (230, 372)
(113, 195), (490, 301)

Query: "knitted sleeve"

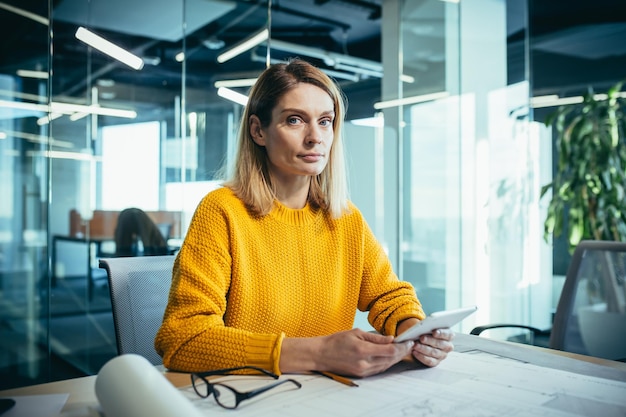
(354, 210), (426, 335)
(154, 192), (284, 374)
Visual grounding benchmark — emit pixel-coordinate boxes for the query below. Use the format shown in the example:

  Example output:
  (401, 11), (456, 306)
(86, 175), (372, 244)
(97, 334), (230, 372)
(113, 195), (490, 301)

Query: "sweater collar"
(270, 200), (319, 225)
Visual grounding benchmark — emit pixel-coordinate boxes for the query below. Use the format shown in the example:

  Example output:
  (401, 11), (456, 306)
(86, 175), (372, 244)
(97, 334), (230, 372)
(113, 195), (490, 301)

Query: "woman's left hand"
(411, 328), (455, 367)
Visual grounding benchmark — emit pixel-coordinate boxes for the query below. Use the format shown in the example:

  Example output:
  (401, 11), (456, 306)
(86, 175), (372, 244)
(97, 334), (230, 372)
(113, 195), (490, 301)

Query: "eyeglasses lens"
(213, 384), (238, 409)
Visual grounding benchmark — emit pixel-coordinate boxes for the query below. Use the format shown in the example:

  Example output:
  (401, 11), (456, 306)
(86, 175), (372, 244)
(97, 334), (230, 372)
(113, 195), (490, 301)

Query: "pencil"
(315, 371), (359, 387)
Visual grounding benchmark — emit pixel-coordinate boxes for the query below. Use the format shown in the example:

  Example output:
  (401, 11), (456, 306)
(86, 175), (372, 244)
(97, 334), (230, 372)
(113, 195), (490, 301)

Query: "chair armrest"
(470, 324), (549, 337)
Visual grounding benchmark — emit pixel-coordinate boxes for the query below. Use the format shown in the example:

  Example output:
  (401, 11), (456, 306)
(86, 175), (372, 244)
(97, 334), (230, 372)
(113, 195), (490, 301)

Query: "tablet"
(394, 305), (478, 343)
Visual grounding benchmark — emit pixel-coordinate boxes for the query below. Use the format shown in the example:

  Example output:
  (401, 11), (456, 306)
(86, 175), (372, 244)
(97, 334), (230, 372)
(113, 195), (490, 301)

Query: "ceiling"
(1, 0), (625, 121)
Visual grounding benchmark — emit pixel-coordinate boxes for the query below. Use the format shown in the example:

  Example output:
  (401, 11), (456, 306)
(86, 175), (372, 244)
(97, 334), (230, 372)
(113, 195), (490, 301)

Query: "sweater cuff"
(244, 332), (285, 374)
(384, 306), (426, 336)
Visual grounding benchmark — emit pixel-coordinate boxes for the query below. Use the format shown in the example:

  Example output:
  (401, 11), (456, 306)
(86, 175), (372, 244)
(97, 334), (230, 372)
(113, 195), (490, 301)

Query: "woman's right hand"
(280, 328), (414, 378)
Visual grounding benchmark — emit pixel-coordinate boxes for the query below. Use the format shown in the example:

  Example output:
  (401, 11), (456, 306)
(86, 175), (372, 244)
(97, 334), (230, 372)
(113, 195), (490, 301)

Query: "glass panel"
(0, 0), (52, 388)
(397, 0), (551, 334)
(46, 0), (183, 375)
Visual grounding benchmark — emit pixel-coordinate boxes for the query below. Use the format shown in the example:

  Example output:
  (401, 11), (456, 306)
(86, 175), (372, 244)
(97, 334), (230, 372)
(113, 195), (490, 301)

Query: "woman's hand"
(411, 328), (455, 367)
(396, 318), (455, 367)
(280, 328), (415, 378)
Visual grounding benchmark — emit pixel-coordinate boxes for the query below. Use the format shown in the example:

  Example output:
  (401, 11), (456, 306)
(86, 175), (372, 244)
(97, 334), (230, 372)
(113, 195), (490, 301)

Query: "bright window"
(101, 121), (161, 210)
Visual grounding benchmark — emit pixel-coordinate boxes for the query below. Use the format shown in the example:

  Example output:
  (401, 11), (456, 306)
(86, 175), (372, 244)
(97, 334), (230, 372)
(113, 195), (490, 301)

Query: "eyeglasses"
(190, 366), (302, 409)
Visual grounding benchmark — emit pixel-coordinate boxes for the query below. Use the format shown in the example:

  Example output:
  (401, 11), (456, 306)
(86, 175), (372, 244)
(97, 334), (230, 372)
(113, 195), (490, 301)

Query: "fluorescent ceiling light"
(51, 101), (137, 118)
(374, 91), (449, 109)
(265, 39), (414, 82)
(350, 116), (384, 128)
(217, 28), (269, 63)
(75, 26), (144, 70)
(69, 112), (89, 121)
(27, 150), (101, 162)
(37, 112), (63, 126)
(531, 95), (582, 108)
(17, 69), (48, 79)
(0, 99), (137, 118)
(214, 78), (258, 88)
(3, 130), (73, 148)
(531, 91), (626, 108)
(217, 87), (248, 106)
(250, 51), (362, 83)
(0, 2), (48, 25)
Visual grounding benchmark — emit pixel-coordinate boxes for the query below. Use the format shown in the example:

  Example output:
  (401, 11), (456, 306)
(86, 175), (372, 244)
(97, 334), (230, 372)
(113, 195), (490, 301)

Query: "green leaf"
(540, 183), (553, 199)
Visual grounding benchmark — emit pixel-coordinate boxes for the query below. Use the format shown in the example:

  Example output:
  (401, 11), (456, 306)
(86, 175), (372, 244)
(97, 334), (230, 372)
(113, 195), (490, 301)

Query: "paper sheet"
(180, 352), (626, 416)
(2, 394), (68, 417)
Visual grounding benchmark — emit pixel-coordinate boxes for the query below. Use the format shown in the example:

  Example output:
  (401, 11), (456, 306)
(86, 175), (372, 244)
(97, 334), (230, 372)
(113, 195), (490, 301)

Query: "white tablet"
(394, 305), (478, 343)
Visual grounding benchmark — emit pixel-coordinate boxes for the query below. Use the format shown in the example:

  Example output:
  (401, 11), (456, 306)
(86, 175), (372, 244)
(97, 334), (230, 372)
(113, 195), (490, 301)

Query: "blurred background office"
(0, 0), (625, 389)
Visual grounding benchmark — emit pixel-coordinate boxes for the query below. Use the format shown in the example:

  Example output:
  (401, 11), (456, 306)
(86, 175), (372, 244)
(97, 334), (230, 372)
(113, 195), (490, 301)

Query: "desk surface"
(1, 333), (625, 416)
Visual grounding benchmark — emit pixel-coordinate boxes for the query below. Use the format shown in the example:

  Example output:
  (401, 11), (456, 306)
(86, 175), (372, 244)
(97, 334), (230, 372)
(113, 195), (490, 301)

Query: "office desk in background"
(51, 235), (111, 300)
(51, 235), (181, 300)
(1, 334), (624, 416)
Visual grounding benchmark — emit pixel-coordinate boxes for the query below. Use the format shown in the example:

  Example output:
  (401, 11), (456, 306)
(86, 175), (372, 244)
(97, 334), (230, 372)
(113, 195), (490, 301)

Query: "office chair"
(471, 240), (626, 361)
(99, 255), (175, 365)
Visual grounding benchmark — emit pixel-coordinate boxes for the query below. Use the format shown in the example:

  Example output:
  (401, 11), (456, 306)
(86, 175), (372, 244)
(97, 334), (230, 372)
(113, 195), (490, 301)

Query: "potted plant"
(540, 80), (626, 253)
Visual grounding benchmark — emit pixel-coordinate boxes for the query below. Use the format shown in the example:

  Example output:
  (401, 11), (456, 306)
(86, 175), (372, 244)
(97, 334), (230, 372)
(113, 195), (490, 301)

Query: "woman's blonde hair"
(223, 58), (349, 218)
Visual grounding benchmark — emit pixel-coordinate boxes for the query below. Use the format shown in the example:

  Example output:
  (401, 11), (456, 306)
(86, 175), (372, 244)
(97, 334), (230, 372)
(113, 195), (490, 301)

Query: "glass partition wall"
(0, 0), (546, 389)
(0, 0), (243, 388)
(390, 0), (552, 339)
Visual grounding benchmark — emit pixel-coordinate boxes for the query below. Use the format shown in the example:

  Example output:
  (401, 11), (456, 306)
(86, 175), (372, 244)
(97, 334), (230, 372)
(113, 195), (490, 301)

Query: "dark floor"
(0, 272), (117, 390)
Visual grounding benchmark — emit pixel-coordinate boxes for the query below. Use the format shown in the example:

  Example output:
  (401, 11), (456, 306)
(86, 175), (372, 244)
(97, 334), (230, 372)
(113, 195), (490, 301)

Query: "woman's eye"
(287, 116), (301, 125)
(320, 119), (333, 127)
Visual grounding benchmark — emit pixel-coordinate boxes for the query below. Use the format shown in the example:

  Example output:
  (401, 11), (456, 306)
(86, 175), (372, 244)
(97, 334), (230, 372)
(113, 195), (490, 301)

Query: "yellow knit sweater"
(155, 187), (425, 374)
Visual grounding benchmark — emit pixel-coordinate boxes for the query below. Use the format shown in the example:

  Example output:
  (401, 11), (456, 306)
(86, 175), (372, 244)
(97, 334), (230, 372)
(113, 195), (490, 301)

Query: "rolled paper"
(95, 354), (203, 417)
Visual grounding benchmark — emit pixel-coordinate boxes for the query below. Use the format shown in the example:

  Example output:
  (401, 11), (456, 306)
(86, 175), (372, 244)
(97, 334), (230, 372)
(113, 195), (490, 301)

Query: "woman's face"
(250, 83), (335, 184)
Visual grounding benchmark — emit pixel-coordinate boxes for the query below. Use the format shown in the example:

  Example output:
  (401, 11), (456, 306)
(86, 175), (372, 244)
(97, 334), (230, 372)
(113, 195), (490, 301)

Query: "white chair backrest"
(99, 255), (175, 365)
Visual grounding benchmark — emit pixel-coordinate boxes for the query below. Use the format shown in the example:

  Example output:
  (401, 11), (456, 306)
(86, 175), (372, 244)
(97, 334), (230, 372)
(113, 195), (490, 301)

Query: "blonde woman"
(155, 59), (453, 378)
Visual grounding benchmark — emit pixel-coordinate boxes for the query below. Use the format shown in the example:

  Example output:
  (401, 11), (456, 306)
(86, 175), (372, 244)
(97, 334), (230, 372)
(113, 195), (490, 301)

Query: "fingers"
(358, 329), (395, 344)
(411, 328), (455, 367)
(355, 340), (415, 377)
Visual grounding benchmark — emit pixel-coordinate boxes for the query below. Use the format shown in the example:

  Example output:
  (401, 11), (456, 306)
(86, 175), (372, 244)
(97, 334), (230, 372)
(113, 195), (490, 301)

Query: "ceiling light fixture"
(217, 28), (269, 63)
(75, 26), (144, 70)
(264, 39), (414, 83)
(217, 87), (248, 106)
(374, 91), (449, 110)
(0, 2), (48, 25)
(27, 150), (101, 162)
(530, 92), (626, 108)
(350, 116), (384, 128)
(37, 112), (63, 126)
(69, 112), (89, 121)
(214, 78), (258, 88)
(16, 69), (48, 79)
(0, 99), (137, 118)
(250, 51), (361, 83)
(2, 130), (73, 148)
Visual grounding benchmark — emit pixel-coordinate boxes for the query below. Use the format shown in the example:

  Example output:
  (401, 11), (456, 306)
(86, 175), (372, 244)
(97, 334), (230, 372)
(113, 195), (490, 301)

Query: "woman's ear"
(249, 115), (265, 146)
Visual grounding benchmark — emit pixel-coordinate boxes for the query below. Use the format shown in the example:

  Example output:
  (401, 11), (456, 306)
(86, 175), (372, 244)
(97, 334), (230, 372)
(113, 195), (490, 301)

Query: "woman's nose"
(306, 125), (323, 144)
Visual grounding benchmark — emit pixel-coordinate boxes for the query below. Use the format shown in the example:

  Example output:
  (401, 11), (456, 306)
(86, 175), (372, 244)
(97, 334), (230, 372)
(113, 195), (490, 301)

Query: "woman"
(114, 207), (169, 257)
(155, 59), (453, 377)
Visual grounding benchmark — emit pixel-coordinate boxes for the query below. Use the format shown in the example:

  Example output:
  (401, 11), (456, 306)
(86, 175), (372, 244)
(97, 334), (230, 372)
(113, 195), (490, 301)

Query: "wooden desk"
(1, 334), (624, 415)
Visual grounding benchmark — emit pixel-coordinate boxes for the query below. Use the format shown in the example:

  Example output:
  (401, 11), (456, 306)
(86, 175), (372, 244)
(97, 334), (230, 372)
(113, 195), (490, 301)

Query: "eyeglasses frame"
(190, 365), (302, 409)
